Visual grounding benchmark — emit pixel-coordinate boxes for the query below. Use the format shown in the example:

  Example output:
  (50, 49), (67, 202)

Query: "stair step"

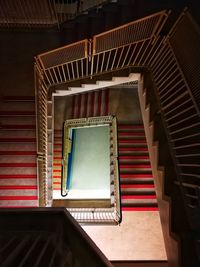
(0, 155), (36, 163)
(0, 163), (37, 167)
(119, 164), (151, 169)
(2, 96), (35, 102)
(0, 179), (38, 186)
(120, 184), (155, 188)
(118, 125), (144, 129)
(0, 185), (37, 190)
(0, 111), (35, 116)
(119, 156), (150, 163)
(0, 117), (36, 125)
(0, 151), (37, 155)
(118, 139), (146, 144)
(0, 168), (36, 175)
(0, 143), (36, 151)
(0, 205), (38, 208)
(0, 174), (37, 179)
(0, 131), (36, 138)
(119, 147), (148, 151)
(122, 207), (159, 211)
(120, 174), (153, 178)
(121, 199), (158, 207)
(120, 178), (154, 184)
(0, 196), (37, 200)
(121, 195), (157, 199)
(119, 156), (149, 159)
(118, 132), (145, 137)
(0, 138), (36, 143)
(0, 124), (36, 130)
(0, 101), (35, 111)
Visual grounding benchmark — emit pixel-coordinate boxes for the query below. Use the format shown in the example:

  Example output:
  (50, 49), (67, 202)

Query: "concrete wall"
(0, 30), (61, 96)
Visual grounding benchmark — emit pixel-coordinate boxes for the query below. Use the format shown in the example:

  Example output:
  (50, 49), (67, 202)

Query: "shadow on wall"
(109, 87), (143, 123)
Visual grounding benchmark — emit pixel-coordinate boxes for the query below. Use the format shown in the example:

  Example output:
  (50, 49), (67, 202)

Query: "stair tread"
(0, 151), (37, 155)
(0, 174), (37, 179)
(0, 138), (36, 143)
(122, 207), (159, 211)
(0, 111), (35, 116)
(0, 163), (37, 167)
(0, 124), (36, 130)
(2, 96), (35, 102)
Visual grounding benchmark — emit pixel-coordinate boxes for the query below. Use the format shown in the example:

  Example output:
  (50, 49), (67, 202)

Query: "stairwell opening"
(51, 77), (167, 260)
(52, 77), (159, 213)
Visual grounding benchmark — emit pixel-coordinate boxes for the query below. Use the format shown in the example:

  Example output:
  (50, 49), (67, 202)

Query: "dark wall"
(0, 30), (61, 96)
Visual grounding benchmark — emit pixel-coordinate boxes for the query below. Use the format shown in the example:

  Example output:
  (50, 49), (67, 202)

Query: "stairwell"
(0, 96), (38, 208)
(53, 83), (159, 212)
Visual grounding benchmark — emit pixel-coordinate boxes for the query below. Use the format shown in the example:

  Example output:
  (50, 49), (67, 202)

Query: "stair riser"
(0, 189), (37, 196)
(119, 151), (149, 156)
(0, 117), (36, 125)
(72, 89), (109, 119)
(0, 168), (37, 175)
(0, 155), (36, 163)
(118, 142), (147, 150)
(0, 179), (37, 185)
(0, 102), (35, 111)
(0, 125), (36, 130)
(120, 169), (152, 174)
(121, 200), (157, 207)
(0, 111), (35, 116)
(0, 200), (38, 207)
(0, 138), (36, 143)
(0, 131), (36, 138)
(120, 178), (154, 184)
(121, 188), (155, 193)
(0, 143), (36, 151)
(119, 159), (150, 164)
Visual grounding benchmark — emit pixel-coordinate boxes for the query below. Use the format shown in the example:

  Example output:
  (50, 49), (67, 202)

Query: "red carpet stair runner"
(118, 123), (158, 211)
(0, 96), (38, 208)
(53, 89), (109, 191)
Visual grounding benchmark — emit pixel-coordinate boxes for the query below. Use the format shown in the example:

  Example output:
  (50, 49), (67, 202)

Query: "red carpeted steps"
(53, 130), (62, 191)
(0, 96), (38, 208)
(71, 89), (109, 118)
(118, 123), (158, 211)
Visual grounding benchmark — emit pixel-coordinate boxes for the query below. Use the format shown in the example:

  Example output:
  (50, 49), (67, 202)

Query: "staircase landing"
(82, 211), (167, 261)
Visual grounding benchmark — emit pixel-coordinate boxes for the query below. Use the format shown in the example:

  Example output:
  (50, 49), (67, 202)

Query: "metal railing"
(37, 10), (168, 88)
(38, 39), (89, 86)
(60, 116), (121, 224)
(35, 63), (48, 207)
(35, 10), (169, 211)
(35, 10), (200, 229)
(147, 11), (200, 230)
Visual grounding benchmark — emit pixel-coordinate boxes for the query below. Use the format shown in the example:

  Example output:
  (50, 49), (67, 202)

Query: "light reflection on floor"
(82, 211), (167, 261)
